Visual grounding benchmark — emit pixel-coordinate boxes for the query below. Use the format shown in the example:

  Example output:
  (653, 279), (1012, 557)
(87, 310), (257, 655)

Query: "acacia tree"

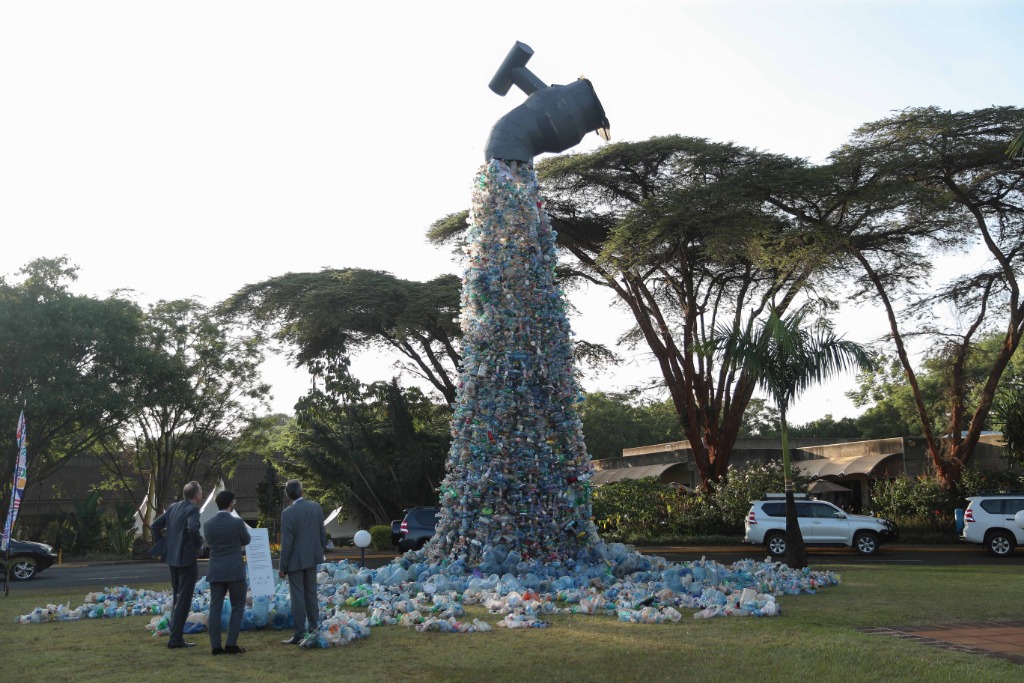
(221, 269), (463, 406)
(0, 258), (154, 493)
(724, 306), (872, 568)
(431, 137), (836, 486)
(768, 106), (1024, 489)
(99, 298), (271, 525)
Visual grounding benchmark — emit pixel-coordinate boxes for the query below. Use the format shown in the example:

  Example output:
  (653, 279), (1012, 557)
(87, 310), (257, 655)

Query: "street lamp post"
(353, 529), (371, 568)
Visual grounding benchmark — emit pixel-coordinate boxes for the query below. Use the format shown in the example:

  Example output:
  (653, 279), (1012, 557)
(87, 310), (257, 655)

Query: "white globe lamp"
(353, 529), (372, 567)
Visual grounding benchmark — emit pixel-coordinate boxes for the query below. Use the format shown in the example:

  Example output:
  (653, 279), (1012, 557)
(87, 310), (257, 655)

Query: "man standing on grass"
(203, 489), (251, 655)
(151, 480), (203, 649)
(277, 479), (327, 645)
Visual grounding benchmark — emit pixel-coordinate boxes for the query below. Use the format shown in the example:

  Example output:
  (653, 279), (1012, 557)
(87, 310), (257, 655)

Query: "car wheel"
(765, 532), (786, 556)
(853, 531), (879, 556)
(986, 531), (1015, 557)
(9, 556), (37, 581)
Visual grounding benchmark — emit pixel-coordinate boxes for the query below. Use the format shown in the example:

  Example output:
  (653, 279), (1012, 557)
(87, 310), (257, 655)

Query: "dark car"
(1, 539), (58, 581)
(396, 506), (440, 552)
(391, 510), (409, 547)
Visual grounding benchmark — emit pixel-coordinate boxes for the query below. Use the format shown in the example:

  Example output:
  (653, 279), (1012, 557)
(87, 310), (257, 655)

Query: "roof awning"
(591, 463), (684, 485)
(796, 452), (900, 479)
(807, 480), (852, 493)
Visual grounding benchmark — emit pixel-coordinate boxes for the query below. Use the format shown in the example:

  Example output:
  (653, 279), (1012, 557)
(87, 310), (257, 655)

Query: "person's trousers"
(168, 563), (198, 645)
(208, 579), (247, 649)
(287, 566), (319, 637)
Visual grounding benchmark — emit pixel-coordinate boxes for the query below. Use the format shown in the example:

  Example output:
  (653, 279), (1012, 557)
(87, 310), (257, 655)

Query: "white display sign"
(245, 527), (276, 597)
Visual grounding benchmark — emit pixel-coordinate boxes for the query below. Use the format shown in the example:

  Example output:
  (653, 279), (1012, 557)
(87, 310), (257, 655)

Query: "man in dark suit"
(151, 480), (204, 649)
(277, 479), (327, 644)
(203, 490), (251, 655)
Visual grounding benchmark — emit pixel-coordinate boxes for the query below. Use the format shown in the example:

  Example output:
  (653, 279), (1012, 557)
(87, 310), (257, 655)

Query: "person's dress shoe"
(224, 645), (246, 654)
(211, 647), (224, 655)
(167, 642), (196, 649)
(281, 634), (304, 644)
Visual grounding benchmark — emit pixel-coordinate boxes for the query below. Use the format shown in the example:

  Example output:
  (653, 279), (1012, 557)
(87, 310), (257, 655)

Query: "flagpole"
(4, 408), (27, 597)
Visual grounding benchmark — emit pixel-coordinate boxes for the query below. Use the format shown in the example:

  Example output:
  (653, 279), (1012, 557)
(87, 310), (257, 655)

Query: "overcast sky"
(2, 1), (1022, 424)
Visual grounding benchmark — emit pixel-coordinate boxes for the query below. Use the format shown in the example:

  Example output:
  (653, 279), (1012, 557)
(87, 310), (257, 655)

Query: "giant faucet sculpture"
(428, 42), (611, 567)
(484, 41), (610, 163)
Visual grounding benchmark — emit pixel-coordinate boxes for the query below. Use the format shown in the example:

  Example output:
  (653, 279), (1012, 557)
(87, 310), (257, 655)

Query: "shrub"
(105, 500), (136, 559)
(870, 475), (953, 519)
(63, 491), (104, 557)
(591, 461), (811, 542)
(867, 470), (1024, 544)
(591, 478), (685, 541)
(369, 525), (393, 550)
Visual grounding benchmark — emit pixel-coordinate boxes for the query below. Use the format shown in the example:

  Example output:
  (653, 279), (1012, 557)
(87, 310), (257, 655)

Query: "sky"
(2, 0), (1022, 425)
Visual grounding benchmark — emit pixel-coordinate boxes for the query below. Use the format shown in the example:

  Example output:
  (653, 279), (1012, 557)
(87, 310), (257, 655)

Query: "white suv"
(960, 493), (1024, 557)
(744, 495), (898, 556)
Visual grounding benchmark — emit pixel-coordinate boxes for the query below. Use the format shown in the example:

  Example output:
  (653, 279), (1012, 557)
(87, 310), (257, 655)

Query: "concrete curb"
(50, 543), (977, 569)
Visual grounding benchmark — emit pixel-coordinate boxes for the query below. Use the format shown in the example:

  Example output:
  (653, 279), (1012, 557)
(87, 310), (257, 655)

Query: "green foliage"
(958, 467), (1024, 494)
(579, 392), (683, 459)
(990, 383), (1024, 468)
(288, 379), (448, 525)
(65, 490), (104, 556)
(834, 107), (1024, 484)
(737, 398), (780, 437)
(0, 258), (154, 488)
(871, 475), (954, 519)
(105, 500), (136, 558)
(114, 298), (271, 516)
(709, 462), (793, 532)
(788, 414), (862, 439)
(369, 525), (392, 550)
(256, 458), (283, 541)
(591, 478), (684, 539)
(871, 470), (1024, 542)
(592, 462), (797, 541)
(221, 269), (463, 406)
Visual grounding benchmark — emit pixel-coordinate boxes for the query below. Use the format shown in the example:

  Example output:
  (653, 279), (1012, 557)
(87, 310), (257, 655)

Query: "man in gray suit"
(151, 480), (203, 649)
(203, 490), (251, 655)
(277, 479), (327, 644)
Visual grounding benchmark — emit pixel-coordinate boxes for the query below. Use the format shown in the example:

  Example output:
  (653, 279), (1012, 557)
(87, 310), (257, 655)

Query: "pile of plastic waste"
(16, 543), (840, 646)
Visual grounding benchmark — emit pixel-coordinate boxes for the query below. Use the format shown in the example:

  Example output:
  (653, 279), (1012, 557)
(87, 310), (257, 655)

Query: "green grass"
(2, 564), (1022, 682)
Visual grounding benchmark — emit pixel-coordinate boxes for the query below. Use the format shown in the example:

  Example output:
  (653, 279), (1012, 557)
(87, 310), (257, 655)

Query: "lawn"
(2, 563), (1021, 682)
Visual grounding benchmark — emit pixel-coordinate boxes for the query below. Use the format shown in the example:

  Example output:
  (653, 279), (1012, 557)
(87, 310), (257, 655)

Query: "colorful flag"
(2, 411), (27, 552)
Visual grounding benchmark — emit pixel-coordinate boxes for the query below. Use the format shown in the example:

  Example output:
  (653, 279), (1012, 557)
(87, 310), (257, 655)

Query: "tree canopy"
(100, 298), (271, 520)
(768, 106), (1024, 488)
(281, 379), (449, 525)
(221, 269), (463, 406)
(0, 258), (153, 491)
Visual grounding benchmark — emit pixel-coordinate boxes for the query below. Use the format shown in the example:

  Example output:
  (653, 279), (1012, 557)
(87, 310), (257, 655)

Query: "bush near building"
(870, 469), (1024, 543)
(592, 462), (803, 543)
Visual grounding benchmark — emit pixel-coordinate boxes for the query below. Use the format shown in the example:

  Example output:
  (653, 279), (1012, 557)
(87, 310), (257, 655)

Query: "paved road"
(9, 544), (1020, 595)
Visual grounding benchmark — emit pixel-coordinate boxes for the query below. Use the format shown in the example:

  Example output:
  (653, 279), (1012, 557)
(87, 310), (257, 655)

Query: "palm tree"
(1008, 131), (1024, 159)
(722, 305), (873, 568)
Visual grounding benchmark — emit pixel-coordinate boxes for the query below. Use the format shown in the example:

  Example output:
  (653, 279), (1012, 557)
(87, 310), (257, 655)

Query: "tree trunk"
(780, 413), (807, 569)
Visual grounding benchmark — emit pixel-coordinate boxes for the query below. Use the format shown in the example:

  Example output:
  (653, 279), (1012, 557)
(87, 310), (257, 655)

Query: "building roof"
(795, 451), (900, 478)
(590, 462), (690, 485)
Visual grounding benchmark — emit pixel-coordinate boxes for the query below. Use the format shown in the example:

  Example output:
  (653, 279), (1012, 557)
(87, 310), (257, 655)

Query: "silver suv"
(744, 495), (898, 556)
(960, 493), (1024, 557)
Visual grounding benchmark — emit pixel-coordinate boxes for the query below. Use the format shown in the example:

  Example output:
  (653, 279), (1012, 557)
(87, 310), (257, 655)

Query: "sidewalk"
(864, 622), (1024, 666)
